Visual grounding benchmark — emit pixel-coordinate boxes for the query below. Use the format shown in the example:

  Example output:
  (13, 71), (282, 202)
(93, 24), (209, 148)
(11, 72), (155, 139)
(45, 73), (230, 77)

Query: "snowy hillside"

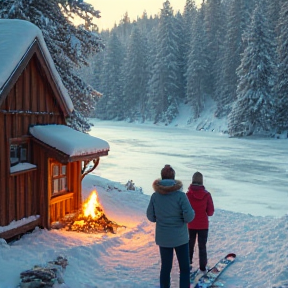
(169, 99), (228, 134)
(141, 100), (287, 139)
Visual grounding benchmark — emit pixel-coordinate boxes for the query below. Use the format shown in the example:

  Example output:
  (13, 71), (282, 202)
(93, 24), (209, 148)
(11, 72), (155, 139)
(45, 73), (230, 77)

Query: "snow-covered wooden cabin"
(0, 20), (109, 240)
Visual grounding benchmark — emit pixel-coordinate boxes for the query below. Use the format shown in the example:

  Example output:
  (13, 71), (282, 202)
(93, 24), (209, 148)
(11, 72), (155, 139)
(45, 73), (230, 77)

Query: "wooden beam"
(50, 192), (74, 205)
(0, 110), (61, 115)
(0, 217), (41, 241)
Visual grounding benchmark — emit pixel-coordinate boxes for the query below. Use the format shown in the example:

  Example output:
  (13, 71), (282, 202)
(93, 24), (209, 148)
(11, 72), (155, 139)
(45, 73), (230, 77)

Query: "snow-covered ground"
(1, 105), (287, 288)
(0, 174), (287, 288)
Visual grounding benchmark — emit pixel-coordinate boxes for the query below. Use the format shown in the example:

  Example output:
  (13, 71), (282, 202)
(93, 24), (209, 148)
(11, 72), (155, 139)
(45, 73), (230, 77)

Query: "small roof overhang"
(29, 125), (109, 163)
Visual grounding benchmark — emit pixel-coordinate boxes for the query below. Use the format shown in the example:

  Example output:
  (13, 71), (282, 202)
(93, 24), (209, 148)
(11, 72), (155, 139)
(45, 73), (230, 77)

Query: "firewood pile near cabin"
(18, 256), (67, 288)
(53, 191), (125, 234)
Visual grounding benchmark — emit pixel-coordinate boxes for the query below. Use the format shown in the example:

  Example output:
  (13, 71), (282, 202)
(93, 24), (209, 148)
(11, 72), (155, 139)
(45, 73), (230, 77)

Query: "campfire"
(59, 190), (124, 234)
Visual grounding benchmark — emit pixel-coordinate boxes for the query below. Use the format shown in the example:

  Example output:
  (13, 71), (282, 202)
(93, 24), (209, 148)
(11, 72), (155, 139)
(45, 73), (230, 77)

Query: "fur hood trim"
(152, 179), (183, 195)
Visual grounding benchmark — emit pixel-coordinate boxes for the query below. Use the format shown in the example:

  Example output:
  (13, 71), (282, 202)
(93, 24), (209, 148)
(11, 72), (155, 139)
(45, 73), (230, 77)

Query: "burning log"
(57, 190), (125, 234)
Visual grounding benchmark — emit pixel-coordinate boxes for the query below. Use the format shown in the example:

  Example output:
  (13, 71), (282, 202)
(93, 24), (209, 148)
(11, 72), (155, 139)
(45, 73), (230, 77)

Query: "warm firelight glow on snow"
(83, 190), (102, 219)
(59, 189), (125, 233)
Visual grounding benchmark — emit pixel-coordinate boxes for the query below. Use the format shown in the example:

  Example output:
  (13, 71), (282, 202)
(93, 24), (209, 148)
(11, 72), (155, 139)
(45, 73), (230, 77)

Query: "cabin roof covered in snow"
(0, 19), (73, 114)
(29, 125), (110, 161)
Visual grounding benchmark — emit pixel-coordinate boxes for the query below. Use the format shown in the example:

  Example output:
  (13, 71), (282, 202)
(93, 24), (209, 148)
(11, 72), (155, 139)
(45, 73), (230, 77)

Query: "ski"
(193, 253), (236, 288)
(190, 268), (200, 283)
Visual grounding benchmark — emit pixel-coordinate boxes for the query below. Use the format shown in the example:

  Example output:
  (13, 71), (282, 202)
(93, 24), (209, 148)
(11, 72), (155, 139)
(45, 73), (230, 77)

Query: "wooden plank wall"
(0, 54), (67, 227)
(70, 162), (82, 211)
(50, 198), (74, 224)
(0, 109), (8, 225)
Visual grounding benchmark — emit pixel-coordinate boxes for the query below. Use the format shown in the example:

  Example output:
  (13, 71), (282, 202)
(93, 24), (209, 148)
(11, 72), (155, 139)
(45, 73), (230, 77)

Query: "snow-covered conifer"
(122, 26), (148, 122)
(147, 1), (181, 124)
(0, 0), (103, 132)
(215, 0), (246, 117)
(185, 4), (207, 119)
(228, 3), (275, 137)
(203, 0), (224, 96)
(95, 31), (124, 120)
(274, 0), (288, 131)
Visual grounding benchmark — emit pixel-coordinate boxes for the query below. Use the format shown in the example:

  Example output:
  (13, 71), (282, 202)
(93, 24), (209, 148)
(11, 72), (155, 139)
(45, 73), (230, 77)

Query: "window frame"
(9, 137), (31, 167)
(51, 162), (68, 195)
(9, 136), (36, 175)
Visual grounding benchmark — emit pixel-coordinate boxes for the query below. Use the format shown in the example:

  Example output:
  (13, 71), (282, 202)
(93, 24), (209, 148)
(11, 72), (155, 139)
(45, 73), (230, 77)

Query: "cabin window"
(10, 140), (29, 167)
(52, 163), (67, 194)
(9, 137), (36, 174)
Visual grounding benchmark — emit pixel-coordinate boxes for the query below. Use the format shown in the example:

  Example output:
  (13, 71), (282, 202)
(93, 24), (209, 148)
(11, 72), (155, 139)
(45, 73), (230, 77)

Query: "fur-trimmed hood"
(152, 179), (183, 195)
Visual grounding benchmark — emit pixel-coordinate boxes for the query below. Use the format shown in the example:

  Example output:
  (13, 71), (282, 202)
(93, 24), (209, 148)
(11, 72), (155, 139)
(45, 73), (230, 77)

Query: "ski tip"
(225, 253), (236, 259)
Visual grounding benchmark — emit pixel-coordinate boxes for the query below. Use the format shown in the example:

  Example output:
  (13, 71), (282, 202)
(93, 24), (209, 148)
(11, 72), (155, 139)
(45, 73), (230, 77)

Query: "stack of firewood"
(18, 256), (68, 288)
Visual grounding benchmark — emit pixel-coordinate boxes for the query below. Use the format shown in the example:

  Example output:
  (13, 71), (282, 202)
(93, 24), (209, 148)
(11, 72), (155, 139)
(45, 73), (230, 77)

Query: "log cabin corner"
(0, 19), (109, 241)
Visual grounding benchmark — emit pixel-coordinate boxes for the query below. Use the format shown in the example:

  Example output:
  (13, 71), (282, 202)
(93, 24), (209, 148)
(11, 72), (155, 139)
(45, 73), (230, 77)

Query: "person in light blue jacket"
(147, 165), (195, 288)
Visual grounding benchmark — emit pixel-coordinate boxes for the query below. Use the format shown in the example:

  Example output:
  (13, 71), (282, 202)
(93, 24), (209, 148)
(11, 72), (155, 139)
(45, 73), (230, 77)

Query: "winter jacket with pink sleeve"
(186, 184), (214, 230)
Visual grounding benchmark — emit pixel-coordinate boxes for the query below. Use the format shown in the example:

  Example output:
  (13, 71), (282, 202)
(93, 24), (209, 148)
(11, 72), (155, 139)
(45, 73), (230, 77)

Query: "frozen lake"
(89, 120), (288, 218)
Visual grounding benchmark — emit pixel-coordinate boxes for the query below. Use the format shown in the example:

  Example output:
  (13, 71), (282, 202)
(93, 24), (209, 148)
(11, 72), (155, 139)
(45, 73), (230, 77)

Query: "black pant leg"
(188, 229), (197, 265)
(197, 229), (208, 271)
(159, 246), (173, 288)
(174, 243), (190, 288)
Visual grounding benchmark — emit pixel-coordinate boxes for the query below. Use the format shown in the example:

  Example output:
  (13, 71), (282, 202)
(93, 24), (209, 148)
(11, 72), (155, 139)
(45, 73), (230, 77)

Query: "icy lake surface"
(89, 120), (288, 218)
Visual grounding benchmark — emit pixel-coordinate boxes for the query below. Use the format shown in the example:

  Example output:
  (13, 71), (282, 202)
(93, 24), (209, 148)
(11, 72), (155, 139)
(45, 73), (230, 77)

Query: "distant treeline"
(83, 0), (288, 137)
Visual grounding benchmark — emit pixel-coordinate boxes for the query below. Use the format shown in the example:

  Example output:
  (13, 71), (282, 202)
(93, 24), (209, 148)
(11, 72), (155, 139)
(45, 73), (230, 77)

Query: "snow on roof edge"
(29, 124), (110, 157)
(0, 19), (74, 114)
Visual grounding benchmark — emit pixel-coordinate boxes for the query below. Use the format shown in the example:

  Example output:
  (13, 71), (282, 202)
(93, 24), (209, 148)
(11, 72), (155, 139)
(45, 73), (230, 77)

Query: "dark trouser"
(189, 229), (208, 271)
(159, 243), (190, 288)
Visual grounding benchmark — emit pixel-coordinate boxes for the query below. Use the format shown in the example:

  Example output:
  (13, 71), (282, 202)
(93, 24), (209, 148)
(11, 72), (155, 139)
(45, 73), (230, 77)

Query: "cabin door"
(48, 159), (74, 224)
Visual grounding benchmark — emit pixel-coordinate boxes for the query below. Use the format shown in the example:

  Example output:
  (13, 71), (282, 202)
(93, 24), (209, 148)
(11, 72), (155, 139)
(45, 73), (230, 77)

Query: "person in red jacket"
(186, 171), (214, 273)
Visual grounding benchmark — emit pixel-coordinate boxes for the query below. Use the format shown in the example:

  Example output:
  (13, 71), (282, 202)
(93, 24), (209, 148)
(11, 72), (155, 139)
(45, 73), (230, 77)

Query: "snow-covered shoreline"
(1, 174), (287, 288)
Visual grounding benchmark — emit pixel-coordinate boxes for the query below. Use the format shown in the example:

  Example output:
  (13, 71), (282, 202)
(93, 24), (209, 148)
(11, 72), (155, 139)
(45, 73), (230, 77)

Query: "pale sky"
(86, 0), (202, 31)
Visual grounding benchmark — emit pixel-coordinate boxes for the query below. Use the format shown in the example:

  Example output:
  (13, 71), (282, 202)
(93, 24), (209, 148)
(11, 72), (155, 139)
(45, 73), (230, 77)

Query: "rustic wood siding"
(0, 53), (77, 229)
(8, 171), (37, 224)
(1, 55), (65, 132)
(0, 112), (8, 225)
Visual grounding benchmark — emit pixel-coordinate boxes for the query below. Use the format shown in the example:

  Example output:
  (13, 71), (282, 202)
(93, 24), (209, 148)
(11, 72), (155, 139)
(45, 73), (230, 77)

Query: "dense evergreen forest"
(83, 0), (288, 137)
(1, 0), (287, 137)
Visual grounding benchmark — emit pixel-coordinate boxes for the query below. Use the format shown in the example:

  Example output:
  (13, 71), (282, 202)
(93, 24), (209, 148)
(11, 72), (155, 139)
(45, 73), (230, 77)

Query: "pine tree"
(228, 2), (275, 137)
(117, 12), (132, 45)
(122, 25), (148, 122)
(185, 4), (207, 119)
(182, 0), (197, 92)
(0, 0), (103, 132)
(203, 0), (223, 97)
(147, 1), (181, 124)
(146, 26), (161, 122)
(275, 0), (288, 132)
(215, 0), (246, 117)
(95, 31), (124, 120)
(174, 11), (186, 100)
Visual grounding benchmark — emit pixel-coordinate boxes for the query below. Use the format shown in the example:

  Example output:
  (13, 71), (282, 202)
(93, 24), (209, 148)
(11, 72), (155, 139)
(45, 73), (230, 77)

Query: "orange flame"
(83, 190), (102, 219)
